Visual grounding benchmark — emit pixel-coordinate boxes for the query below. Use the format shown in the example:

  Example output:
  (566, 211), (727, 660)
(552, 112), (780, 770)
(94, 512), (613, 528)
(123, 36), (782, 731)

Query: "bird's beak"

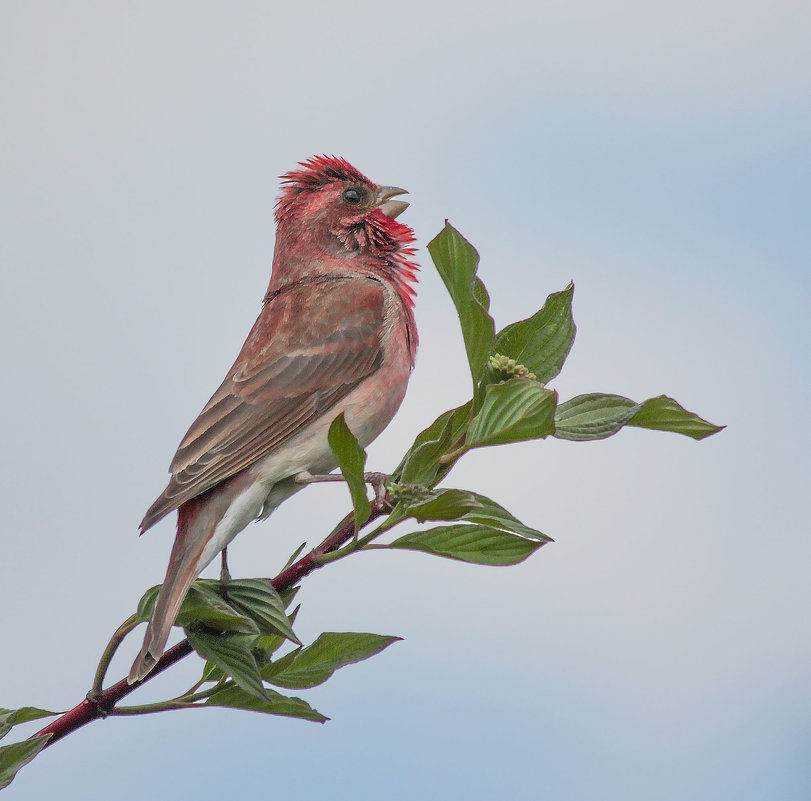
(375, 186), (409, 219)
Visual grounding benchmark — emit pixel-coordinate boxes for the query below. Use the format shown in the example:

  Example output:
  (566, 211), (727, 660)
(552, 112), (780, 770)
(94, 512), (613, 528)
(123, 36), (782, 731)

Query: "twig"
(87, 614), (140, 709)
(31, 499), (390, 748)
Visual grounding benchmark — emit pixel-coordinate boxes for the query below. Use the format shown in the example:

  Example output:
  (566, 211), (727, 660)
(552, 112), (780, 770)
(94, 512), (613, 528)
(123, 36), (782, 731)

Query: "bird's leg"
(294, 470), (391, 506)
(293, 471), (345, 485)
(220, 547), (231, 589)
(364, 472), (390, 507)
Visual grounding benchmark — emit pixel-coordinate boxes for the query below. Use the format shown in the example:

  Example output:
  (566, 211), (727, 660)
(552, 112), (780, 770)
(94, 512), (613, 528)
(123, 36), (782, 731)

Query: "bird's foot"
(294, 470), (391, 507)
(364, 472), (391, 507)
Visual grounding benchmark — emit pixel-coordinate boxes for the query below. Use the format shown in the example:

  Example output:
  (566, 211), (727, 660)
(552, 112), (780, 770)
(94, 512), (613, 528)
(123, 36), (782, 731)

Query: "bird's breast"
(248, 279), (412, 487)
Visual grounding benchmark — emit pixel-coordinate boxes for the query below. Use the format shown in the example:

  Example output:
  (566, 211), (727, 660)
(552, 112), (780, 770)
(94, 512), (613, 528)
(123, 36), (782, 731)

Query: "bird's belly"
(195, 330), (410, 574)
(197, 478), (272, 569)
(250, 363), (409, 489)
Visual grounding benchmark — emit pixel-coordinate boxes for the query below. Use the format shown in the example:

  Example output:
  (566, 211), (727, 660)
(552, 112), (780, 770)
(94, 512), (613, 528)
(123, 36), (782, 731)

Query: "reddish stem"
(32, 503), (386, 747)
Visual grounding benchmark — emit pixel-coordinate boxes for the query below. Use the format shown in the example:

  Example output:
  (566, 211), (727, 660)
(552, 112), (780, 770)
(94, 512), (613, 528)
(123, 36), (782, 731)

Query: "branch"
(31, 500), (389, 748)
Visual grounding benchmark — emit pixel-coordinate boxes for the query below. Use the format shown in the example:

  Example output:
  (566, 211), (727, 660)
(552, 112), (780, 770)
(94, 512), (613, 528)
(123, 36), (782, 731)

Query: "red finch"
(129, 156), (418, 682)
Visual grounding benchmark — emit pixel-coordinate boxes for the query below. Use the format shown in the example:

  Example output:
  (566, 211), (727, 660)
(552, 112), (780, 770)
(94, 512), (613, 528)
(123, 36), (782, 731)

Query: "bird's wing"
(140, 275), (385, 531)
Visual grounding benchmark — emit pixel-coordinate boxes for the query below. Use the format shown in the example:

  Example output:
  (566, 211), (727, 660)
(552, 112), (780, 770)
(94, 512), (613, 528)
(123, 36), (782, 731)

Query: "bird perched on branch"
(129, 156), (418, 683)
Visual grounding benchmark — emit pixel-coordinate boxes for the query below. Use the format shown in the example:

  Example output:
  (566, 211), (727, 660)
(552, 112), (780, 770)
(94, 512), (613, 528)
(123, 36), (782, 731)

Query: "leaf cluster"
(394, 223), (721, 488)
(0, 223), (723, 790)
(130, 580), (400, 724)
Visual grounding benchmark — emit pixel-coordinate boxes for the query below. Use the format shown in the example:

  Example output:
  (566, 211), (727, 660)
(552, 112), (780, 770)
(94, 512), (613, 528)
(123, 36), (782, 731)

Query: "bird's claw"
(364, 472), (391, 508)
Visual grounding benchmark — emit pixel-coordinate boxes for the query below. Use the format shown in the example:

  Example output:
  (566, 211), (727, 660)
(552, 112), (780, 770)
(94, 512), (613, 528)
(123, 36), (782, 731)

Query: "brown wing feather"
(140, 276), (385, 531)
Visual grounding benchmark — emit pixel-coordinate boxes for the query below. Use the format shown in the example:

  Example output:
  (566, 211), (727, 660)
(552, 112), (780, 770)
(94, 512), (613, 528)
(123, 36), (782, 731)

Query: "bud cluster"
(488, 353), (537, 382)
(386, 482), (434, 505)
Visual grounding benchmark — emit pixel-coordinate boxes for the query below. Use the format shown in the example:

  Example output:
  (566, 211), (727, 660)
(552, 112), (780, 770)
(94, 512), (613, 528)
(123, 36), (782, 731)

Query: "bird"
(128, 156), (418, 683)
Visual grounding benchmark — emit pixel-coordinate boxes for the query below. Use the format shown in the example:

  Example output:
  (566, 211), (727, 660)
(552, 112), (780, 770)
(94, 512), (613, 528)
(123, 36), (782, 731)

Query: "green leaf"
(395, 489), (550, 543)
(428, 223), (495, 382)
(135, 585), (160, 623)
(260, 649), (300, 680)
(466, 379), (557, 448)
(328, 413), (371, 530)
(403, 489), (485, 522)
(176, 584), (259, 634)
(455, 492), (551, 542)
(0, 708), (59, 741)
(254, 604), (301, 658)
(139, 581), (260, 633)
(628, 395), (725, 439)
(494, 284), (576, 383)
(205, 685), (327, 723)
(209, 579), (301, 644)
(554, 393), (724, 441)
(554, 393), (639, 441)
(0, 735), (51, 790)
(266, 633), (402, 690)
(279, 586), (300, 609)
(200, 662), (225, 683)
(388, 524), (546, 566)
(185, 629), (269, 703)
(394, 401), (473, 486)
(282, 542), (308, 569)
(394, 408), (455, 485)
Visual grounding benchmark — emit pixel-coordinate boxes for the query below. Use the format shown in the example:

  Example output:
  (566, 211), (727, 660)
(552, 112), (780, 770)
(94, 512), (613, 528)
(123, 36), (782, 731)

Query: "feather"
(140, 276), (386, 532)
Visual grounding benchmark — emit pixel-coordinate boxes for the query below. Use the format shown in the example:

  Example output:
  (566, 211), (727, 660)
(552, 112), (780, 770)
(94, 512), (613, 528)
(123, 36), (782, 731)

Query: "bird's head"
(273, 156), (418, 302)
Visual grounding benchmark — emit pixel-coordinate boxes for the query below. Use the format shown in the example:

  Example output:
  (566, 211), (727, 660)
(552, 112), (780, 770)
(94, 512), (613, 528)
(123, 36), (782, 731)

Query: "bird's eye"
(342, 187), (364, 205)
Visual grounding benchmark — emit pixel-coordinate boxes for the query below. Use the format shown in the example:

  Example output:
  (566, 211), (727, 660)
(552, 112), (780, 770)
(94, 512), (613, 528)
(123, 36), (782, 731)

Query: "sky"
(1, 1), (809, 798)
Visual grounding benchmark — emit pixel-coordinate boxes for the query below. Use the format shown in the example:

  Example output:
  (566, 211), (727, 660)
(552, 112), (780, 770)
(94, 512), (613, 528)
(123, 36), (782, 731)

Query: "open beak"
(375, 186), (409, 219)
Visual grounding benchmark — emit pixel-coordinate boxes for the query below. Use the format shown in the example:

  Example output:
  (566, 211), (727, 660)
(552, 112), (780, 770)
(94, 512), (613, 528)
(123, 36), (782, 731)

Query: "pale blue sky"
(1, 2), (809, 799)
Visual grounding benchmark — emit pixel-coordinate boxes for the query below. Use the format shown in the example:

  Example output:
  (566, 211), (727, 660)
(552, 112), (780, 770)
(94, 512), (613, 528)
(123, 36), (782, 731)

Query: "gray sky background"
(1, 2), (809, 799)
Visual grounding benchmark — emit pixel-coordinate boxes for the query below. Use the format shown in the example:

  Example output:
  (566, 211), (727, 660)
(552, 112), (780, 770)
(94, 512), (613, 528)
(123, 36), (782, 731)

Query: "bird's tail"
(128, 504), (210, 684)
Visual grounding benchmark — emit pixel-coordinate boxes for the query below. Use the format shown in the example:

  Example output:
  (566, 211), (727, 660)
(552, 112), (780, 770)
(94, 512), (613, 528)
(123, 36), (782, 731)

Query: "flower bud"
(488, 353), (536, 382)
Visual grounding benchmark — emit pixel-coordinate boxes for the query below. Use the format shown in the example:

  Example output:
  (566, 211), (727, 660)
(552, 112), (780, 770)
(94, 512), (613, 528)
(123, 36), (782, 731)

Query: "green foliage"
(159, 628), (400, 725)
(204, 579), (300, 643)
(493, 283), (576, 383)
(177, 585), (261, 634)
(626, 395), (724, 439)
(132, 583), (392, 724)
(0, 736), (51, 790)
(392, 401), (472, 487)
(0, 222), (724, 789)
(205, 685), (327, 723)
(554, 393), (724, 441)
(265, 633), (401, 689)
(135, 585), (160, 622)
(136, 579), (300, 642)
(185, 629), (270, 702)
(428, 223), (495, 383)
(328, 413), (371, 529)
(141, 219), (720, 737)
(387, 488), (548, 541)
(466, 379), (557, 448)
(382, 486), (550, 565)
(0, 709), (58, 742)
(396, 488), (486, 522)
(412, 490), (549, 541)
(388, 524), (545, 566)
